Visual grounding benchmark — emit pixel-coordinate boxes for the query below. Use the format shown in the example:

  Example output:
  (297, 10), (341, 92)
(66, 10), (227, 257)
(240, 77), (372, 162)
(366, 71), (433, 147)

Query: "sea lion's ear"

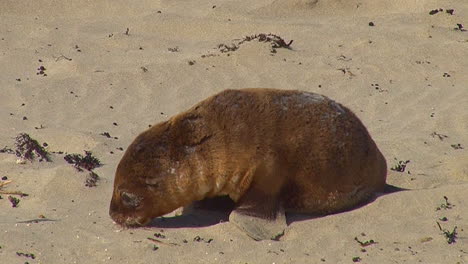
(178, 114), (213, 147)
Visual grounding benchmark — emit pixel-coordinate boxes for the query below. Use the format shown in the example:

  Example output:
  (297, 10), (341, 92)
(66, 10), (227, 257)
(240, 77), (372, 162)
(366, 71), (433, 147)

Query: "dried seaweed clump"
(85, 171), (100, 187)
(390, 159), (410, 172)
(0, 147), (15, 154)
(218, 33), (293, 54)
(64, 151), (101, 171)
(437, 222), (457, 244)
(14, 133), (51, 162)
(8, 196), (20, 207)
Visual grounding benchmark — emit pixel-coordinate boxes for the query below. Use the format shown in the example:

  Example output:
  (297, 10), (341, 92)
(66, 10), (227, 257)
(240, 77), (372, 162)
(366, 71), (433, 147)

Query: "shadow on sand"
(147, 184), (406, 228)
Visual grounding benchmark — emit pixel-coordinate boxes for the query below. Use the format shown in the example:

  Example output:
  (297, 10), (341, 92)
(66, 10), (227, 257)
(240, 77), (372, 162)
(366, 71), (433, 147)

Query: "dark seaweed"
(64, 151), (101, 171)
(8, 196), (20, 207)
(217, 33), (293, 54)
(85, 171), (100, 187)
(14, 133), (51, 162)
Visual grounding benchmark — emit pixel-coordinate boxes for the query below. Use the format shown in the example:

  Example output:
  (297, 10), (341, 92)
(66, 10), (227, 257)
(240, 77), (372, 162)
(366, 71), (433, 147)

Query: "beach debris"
(354, 237), (377, 247)
(390, 159), (410, 172)
(54, 54), (73, 61)
(85, 171), (100, 187)
(193, 235), (213, 243)
(64, 151), (101, 171)
(8, 195), (20, 207)
(352, 256), (362, 262)
(0, 147), (15, 154)
(36, 65), (47, 76)
(437, 222), (457, 244)
(429, 8), (455, 15)
(168, 47), (180, 52)
(154, 232), (166, 239)
(337, 67), (355, 77)
(420, 237), (433, 243)
(147, 237), (179, 246)
(100, 132), (112, 138)
(368, 22), (375, 26)
(455, 23), (466, 31)
(14, 133), (51, 162)
(450, 143), (463, 150)
(100, 132), (118, 139)
(337, 54), (352, 61)
(15, 216), (57, 224)
(0, 190), (28, 197)
(0, 180), (12, 189)
(371, 83), (387, 92)
(16, 252), (36, 259)
(64, 151), (102, 187)
(218, 43), (238, 53)
(429, 8), (443, 15)
(125, 27), (130, 35)
(216, 33), (293, 55)
(188, 60), (196, 65)
(430, 132), (448, 141)
(436, 196), (453, 210)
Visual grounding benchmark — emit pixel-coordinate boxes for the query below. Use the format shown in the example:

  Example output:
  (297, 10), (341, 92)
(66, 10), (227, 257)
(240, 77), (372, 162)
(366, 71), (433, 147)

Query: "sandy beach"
(1, 0), (467, 263)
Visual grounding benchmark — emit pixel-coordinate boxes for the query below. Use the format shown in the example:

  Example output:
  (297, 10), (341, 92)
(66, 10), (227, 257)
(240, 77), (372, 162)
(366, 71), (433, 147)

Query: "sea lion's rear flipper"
(229, 185), (287, 241)
(229, 206), (286, 241)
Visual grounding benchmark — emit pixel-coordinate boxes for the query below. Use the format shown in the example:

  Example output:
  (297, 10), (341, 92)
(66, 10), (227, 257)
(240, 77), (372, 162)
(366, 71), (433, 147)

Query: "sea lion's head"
(109, 122), (189, 227)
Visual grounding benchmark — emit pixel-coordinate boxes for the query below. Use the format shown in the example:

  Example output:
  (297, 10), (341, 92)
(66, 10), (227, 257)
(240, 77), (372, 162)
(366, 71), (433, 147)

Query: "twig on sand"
(354, 237), (377, 247)
(0, 190), (29, 197)
(16, 218), (59, 224)
(0, 180), (12, 188)
(147, 237), (179, 246)
(54, 54), (73, 61)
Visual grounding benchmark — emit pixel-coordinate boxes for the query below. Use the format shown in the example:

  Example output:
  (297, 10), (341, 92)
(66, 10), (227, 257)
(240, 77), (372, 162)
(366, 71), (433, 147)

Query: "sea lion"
(109, 88), (387, 240)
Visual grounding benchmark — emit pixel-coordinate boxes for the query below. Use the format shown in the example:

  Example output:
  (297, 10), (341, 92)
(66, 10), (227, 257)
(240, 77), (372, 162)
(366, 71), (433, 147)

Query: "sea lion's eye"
(121, 191), (143, 208)
(145, 177), (161, 188)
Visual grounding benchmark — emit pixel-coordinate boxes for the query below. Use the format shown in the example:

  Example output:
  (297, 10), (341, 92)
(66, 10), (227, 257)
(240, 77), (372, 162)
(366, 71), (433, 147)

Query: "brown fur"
(109, 88), (387, 227)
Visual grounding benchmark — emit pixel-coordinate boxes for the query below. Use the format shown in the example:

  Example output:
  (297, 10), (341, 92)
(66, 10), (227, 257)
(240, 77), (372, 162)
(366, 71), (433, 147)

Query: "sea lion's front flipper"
(228, 181), (287, 241)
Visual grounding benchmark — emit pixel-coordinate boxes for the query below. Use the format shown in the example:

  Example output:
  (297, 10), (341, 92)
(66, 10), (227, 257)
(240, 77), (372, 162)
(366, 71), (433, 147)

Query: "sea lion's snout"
(109, 189), (152, 227)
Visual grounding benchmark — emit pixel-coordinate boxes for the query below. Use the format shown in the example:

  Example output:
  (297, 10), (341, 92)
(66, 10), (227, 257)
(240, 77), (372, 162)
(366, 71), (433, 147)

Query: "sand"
(1, 0), (467, 263)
